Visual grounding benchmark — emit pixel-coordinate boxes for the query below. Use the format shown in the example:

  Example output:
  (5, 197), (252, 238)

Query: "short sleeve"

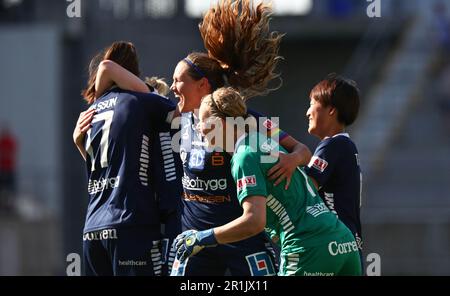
(304, 139), (340, 188)
(231, 149), (268, 205)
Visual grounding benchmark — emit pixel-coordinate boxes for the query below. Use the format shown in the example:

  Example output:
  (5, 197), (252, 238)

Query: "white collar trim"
(324, 132), (350, 140)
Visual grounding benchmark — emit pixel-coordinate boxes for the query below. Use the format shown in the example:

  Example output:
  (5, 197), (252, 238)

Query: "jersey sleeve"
(247, 109), (289, 142)
(231, 149), (268, 205)
(152, 124), (183, 211)
(143, 93), (176, 128)
(304, 139), (340, 188)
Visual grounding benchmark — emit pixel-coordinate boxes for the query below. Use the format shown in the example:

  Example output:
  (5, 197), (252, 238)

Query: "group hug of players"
(73, 0), (363, 276)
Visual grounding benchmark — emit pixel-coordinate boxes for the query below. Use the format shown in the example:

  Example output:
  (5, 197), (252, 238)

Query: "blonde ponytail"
(144, 76), (170, 96)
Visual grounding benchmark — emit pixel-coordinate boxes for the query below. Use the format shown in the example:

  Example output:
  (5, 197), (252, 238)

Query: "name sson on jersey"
(91, 97), (117, 112)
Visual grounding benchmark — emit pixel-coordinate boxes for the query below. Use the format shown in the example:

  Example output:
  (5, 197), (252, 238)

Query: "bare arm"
(280, 135), (312, 166)
(95, 60), (149, 98)
(309, 176), (319, 190)
(213, 196), (266, 244)
(268, 135), (312, 189)
(74, 61), (152, 160)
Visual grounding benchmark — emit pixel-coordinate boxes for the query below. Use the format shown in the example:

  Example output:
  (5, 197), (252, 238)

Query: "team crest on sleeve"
(245, 252), (276, 276)
(237, 175), (257, 192)
(263, 119), (277, 130)
(308, 156), (328, 172)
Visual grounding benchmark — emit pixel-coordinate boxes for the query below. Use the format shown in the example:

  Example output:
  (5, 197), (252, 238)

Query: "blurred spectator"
(0, 124), (18, 212)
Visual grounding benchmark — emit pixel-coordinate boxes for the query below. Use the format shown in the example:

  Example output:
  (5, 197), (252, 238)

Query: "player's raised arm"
(279, 135), (312, 167)
(268, 135), (312, 189)
(95, 59), (149, 98)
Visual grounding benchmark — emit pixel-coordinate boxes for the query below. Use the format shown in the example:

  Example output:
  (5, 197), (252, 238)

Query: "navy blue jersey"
(304, 133), (363, 249)
(179, 110), (287, 230)
(83, 88), (175, 233)
(151, 123), (183, 211)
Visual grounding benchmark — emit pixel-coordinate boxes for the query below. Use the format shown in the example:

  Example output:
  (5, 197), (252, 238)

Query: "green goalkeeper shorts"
(279, 233), (362, 276)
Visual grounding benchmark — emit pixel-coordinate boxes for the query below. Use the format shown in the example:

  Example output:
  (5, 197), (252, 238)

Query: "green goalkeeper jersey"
(231, 132), (352, 254)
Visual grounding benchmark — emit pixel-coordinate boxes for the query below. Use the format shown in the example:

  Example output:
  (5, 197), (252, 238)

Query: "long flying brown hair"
(197, 0), (284, 100)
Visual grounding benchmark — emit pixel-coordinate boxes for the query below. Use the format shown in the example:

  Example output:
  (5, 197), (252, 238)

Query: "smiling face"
(306, 97), (334, 140)
(170, 61), (210, 113)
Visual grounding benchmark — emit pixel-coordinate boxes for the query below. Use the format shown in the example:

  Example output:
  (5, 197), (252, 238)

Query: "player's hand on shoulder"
(267, 152), (298, 190)
(174, 229), (218, 262)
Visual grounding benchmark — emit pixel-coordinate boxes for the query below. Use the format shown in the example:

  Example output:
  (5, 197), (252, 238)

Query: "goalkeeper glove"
(174, 229), (218, 262)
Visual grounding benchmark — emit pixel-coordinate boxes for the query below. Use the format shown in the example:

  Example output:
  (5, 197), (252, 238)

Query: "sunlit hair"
(310, 73), (360, 126)
(82, 41), (140, 104)
(145, 76), (170, 96)
(81, 51), (103, 104)
(202, 87), (247, 119)
(184, 0), (283, 101)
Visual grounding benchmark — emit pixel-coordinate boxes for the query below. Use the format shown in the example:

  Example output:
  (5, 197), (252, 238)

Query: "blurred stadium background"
(0, 0), (449, 275)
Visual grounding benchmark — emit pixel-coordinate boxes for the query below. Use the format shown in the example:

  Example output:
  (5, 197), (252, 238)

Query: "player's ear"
(199, 77), (210, 90)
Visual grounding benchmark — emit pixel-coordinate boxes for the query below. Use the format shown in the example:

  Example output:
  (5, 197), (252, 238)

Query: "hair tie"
(209, 93), (221, 113)
(145, 82), (156, 93)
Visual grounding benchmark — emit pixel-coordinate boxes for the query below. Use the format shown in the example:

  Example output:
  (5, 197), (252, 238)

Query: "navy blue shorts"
(83, 226), (161, 276)
(170, 238), (277, 276)
(159, 208), (182, 276)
